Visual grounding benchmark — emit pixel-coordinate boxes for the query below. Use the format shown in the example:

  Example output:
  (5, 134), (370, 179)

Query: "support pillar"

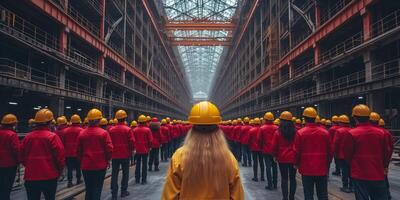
(96, 80), (104, 98)
(313, 43), (320, 65)
(121, 68), (126, 85)
(59, 66), (66, 89)
(100, 0), (106, 40)
(363, 51), (376, 82)
(361, 8), (372, 41)
(315, 3), (321, 28)
(314, 74), (321, 94)
(367, 91), (385, 115)
(59, 27), (68, 54)
(289, 63), (294, 79)
(98, 54), (105, 74)
(50, 98), (64, 116)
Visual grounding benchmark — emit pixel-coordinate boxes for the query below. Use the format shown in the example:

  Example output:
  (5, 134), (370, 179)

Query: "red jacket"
(240, 125), (252, 144)
(109, 123), (135, 159)
(132, 125), (153, 154)
(259, 123), (278, 154)
(55, 125), (67, 143)
(332, 125), (351, 159)
(294, 123), (332, 176)
(271, 130), (296, 164)
(77, 126), (113, 170)
(0, 128), (20, 167)
(160, 125), (170, 144)
(63, 124), (83, 157)
(248, 126), (261, 152)
(170, 125), (179, 139)
(295, 124), (302, 131)
(150, 127), (161, 148)
(233, 125), (242, 142)
(329, 125), (340, 142)
(343, 123), (390, 181)
(21, 126), (65, 181)
(378, 126), (394, 159)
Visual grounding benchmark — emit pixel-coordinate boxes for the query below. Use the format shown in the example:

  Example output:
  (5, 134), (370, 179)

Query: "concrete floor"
(10, 160), (400, 200)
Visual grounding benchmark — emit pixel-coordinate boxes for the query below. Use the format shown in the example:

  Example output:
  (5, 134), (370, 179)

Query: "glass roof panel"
(162, 0), (238, 99)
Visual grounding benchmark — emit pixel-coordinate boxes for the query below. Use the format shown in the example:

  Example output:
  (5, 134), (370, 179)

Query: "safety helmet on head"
(70, 114), (81, 124)
(295, 119), (301, 124)
(87, 108), (103, 121)
(1, 114), (18, 125)
(303, 107), (318, 118)
(379, 119), (385, 126)
(161, 119), (167, 125)
(57, 116), (67, 125)
(279, 111), (293, 121)
(315, 116), (321, 123)
(232, 120), (238, 125)
(264, 112), (274, 121)
(99, 118), (108, 126)
(325, 120), (332, 126)
(28, 118), (35, 125)
(352, 104), (371, 117)
(146, 116), (151, 122)
(243, 117), (250, 123)
(109, 119), (114, 124)
(254, 118), (261, 125)
(321, 118), (326, 125)
(273, 119), (280, 125)
(131, 120), (138, 127)
(34, 109), (54, 123)
(369, 112), (380, 122)
(292, 117), (297, 122)
(249, 119), (254, 125)
(84, 117), (88, 124)
(138, 115), (147, 123)
(188, 101), (221, 125)
(166, 117), (171, 123)
(338, 115), (350, 124)
(115, 109), (127, 120)
(331, 115), (338, 123)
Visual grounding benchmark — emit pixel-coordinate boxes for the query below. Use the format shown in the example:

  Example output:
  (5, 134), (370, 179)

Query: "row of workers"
(218, 105), (392, 200)
(0, 108), (190, 200)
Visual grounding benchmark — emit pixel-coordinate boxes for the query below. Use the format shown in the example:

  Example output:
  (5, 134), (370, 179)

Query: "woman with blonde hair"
(162, 101), (244, 200)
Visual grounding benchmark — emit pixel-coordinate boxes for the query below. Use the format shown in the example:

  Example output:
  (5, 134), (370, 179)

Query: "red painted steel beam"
(28, 0), (183, 109)
(165, 22), (235, 31)
(141, 0), (192, 99)
(220, 0), (375, 109)
(170, 40), (231, 46)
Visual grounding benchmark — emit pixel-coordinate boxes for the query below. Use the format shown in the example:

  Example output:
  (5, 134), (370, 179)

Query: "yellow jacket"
(162, 147), (244, 200)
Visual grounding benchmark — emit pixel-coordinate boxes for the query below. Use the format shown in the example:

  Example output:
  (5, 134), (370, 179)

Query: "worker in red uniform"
(149, 118), (161, 171)
(248, 118), (264, 182)
(329, 115), (341, 176)
(132, 115), (153, 184)
(333, 115), (352, 193)
(77, 108), (113, 200)
(271, 111), (297, 200)
(295, 119), (302, 130)
(342, 104), (391, 200)
(109, 110), (134, 199)
(294, 107), (331, 200)
(21, 109), (65, 200)
(166, 118), (173, 158)
(260, 112), (278, 190)
(370, 112), (393, 200)
(232, 119), (243, 161)
(63, 114), (83, 188)
(56, 116), (68, 181)
(99, 118), (108, 130)
(0, 114), (20, 200)
(240, 117), (252, 167)
(160, 119), (170, 162)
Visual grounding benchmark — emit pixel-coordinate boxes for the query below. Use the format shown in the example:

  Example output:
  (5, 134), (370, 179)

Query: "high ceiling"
(162, 0), (239, 99)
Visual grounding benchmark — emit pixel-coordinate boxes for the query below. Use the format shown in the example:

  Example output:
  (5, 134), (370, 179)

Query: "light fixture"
(77, 108), (82, 111)
(314, 104), (318, 107)
(358, 96), (364, 100)
(66, 106), (71, 109)
(33, 107), (40, 110)
(301, 106), (305, 109)
(41, 61), (45, 64)
(8, 102), (18, 105)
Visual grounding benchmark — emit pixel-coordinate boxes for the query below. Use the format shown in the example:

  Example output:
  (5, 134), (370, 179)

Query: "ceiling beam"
(165, 22), (235, 31)
(170, 40), (231, 46)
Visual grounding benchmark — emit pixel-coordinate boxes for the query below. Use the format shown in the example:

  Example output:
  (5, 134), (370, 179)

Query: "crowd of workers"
(219, 104), (393, 200)
(0, 108), (191, 200)
(0, 102), (394, 200)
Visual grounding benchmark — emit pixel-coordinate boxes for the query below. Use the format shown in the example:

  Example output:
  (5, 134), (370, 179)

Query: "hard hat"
(254, 118), (261, 125)
(279, 111), (293, 121)
(237, 118), (242, 123)
(84, 117), (89, 124)
(315, 116), (321, 123)
(303, 107), (318, 118)
(166, 117), (171, 123)
(57, 116), (67, 125)
(331, 115), (339, 123)
(338, 115), (350, 123)
(227, 120), (232, 125)
(352, 104), (371, 117)
(115, 109), (127, 120)
(264, 112), (274, 121)
(108, 119), (114, 124)
(70, 114), (81, 124)
(369, 112), (380, 122)
(131, 120), (138, 127)
(138, 115), (147, 123)
(249, 119), (254, 125)
(151, 117), (159, 122)
(87, 108), (103, 121)
(379, 119), (385, 126)
(232, 120), (238, 125)
(273, 119), (280, 125)
(99, 118), (108, 126)
(292, 117), (297, 122)
(146, 116), (151, 121)
(295, 119), (301, 124)
(243, 117), (250, 123)
(28, 118), (35, 125)
(1, 114), (18, 125)
(188, 101), (221, 125)
(34, 109), (54, 123)
(161, 119), (167, 125)
(51, 119), (56, 124)
(325, 120), (332, 126)
(321, 118), (326, 125)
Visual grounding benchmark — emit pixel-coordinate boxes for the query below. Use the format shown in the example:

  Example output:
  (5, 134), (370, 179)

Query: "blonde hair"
(181, 127), (234, 192)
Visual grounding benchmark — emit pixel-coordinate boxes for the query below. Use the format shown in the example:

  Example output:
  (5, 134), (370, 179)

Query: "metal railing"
(371, 9), (400, 38)
(320, 0), (353, 25)
(319, 32), (363, 64)
(66, 47), (98, 70)
(67, 4), (100, 36)
(104, 66), (121, 83)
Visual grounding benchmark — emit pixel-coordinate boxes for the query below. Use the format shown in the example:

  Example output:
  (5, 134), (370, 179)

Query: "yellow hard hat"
(70, 114), (82, 124)
(232, 120), (238, 125)
(84, 117), (89, 124)
(115, 109), (127, 119)
(303, 107), (317, 118)
(243, 117), (250, 123)
(352, 104), (371, 117)
(188, 101), (221, 125)
(51, 119), (56, 124)
(131, 120), (138, 127)
(99, 118), (108, 126)
(279, 111), (293, 121)
(369, 112), (380, 121)
(379, 119), (385, 126)
(237, 118), (242, 123)
(166, 117), (171, 123)
(273, 119), (280, 125)
(34, 109), (54, 123)
(249, 119), (254, 125)
(325, 120), (332, 126)
(338, 115), (350, 123)
(264, 112), (274, 121)
(331, 115), (339, 123)
(321, 118), (326, 125)
(138, 115), (147, 123)
(161, 119), (167, 125)
(295, 119), (301, 124)
(254, 118), (261, 125)
(87, 108), (103, 121)
(28, 118), (35, 125)
(146, 116), (151, 121)
(109, 119), (115, 124)
(315, 115), (321, 123)
(1, 114), (18, 125)
(57, 116), (67, 125)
